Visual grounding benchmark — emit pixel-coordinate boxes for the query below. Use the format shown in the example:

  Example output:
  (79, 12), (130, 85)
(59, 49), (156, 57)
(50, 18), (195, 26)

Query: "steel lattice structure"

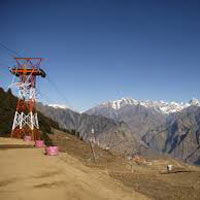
(9, 58), (46, 140)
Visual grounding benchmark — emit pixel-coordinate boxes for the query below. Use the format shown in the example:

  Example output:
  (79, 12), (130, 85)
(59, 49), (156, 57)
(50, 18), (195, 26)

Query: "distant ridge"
(86, 97), (199, 114)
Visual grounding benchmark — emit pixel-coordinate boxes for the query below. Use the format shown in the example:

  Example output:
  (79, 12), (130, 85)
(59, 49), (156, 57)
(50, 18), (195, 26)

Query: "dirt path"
(0, 146), (149, 200)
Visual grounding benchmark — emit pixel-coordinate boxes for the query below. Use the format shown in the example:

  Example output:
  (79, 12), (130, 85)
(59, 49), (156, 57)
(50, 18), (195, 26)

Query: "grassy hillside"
(0, 87), (60, 137)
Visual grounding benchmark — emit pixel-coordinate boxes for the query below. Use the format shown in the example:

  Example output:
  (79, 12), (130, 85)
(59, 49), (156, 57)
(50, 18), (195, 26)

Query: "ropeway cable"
(0, 42), (21, 57)
(45, 74), (76, 111)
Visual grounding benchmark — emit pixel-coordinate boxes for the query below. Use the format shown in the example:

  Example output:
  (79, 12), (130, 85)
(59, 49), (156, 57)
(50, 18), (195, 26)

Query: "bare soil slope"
(50, 130), (200, 200)
(0, 137), (148, 200)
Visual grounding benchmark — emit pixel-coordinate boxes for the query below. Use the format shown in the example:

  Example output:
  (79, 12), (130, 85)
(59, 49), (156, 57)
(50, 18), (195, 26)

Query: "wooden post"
(90, 141), (97, 162)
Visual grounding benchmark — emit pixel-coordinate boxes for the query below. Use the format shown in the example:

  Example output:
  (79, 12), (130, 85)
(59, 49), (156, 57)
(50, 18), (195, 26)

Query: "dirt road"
(0, 143), (149, 200)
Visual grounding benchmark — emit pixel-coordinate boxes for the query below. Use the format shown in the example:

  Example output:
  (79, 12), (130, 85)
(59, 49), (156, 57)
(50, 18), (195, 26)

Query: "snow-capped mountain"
(90, 97), (199, 114)
(48, 104), (67, 109)
(36, 98), (200, 165)
(85, 97), (200, 140)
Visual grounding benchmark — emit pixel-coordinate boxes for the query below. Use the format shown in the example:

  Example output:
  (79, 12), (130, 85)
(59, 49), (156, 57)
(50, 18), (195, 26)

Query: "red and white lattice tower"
(9, 58), (46, 140)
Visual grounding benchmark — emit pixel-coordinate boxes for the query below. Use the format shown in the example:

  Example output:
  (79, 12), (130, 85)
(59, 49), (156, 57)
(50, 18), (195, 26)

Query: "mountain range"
(37, 97), (200, 165)
(37, 102), (137, 154)
(86, 98), (200, 164)
(86, 97), (199, 115)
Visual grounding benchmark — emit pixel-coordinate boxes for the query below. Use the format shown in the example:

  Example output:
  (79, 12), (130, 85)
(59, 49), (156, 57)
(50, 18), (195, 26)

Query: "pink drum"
(35, 140), (44, 148)
(24, 135), (31, 142)
(45, 146), (59, 156)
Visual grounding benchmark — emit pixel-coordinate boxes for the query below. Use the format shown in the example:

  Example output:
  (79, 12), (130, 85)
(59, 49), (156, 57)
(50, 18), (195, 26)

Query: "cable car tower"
(9, 57), (46, 140)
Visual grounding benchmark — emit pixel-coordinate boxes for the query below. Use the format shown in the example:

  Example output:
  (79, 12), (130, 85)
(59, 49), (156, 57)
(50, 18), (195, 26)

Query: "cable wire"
(0, 42), (21, 57)
(46, 75), (75, 110)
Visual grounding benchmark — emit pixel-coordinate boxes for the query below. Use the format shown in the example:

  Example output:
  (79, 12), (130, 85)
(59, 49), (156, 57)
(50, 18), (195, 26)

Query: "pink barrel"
(35, 140), (44, 148)
(45, 146), (59, 156)
(24, 135), (31, 142)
